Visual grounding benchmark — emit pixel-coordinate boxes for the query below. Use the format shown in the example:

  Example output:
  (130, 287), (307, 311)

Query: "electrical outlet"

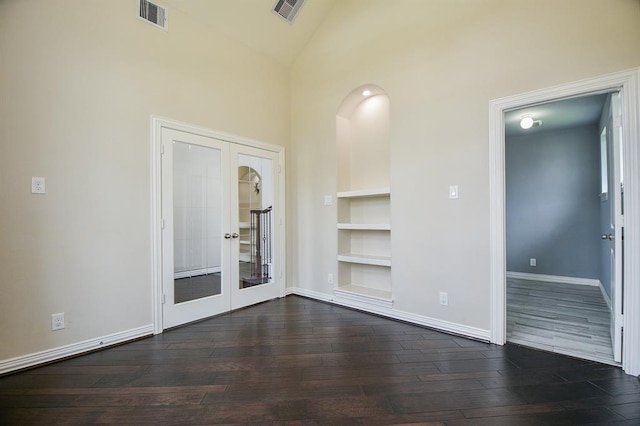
(328, 273), (334, 284)
(530, 258), (537, 267)
(32, 176), (46, 194)
(439, 291), (449, 306)
(51, 313), (65, 331)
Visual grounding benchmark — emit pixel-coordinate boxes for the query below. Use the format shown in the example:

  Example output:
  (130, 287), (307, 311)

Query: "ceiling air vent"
(139, 0), (168, 31)
(273, 0), (305, 23)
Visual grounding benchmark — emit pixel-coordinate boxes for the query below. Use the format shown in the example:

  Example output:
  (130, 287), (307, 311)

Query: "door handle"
(224, 233), (232, 239)
(601, 233), (614, 241)
(231, 233), (239, 239)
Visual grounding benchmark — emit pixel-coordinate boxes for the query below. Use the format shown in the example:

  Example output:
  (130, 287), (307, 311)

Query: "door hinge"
(162, 294), (166, 304)
(160, 143), (165, 155)
(161, 219), (165, 229)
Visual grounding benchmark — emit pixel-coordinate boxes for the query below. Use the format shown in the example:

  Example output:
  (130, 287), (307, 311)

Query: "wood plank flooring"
(2, 295), (640, 424)
(507, 278), (617, 365)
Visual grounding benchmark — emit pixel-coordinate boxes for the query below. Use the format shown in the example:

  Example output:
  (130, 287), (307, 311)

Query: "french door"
(161, 128), (281, 329)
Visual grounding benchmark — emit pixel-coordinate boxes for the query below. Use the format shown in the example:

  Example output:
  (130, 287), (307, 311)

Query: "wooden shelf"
(337, 223), (390, 231)
(338, 254), (391, 267)
(337, 188), (390, 198)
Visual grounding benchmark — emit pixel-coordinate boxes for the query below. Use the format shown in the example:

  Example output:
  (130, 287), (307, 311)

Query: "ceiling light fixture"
(362, 89), (372, 97)
(520, 115), (542, 129)
(520, 115), (534, 129)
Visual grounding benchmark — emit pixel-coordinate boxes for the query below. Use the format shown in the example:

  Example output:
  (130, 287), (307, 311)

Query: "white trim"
(289, 286), (333, 302)
(334, 286), (393, 309)
(150, 116), (286, 334)
(288, 287), (490, 342)
(337, 254), (391, 267)
(489, 68), (640, 375)
(337, 223), (391, 230)
(506, 271), (601, 287)
(174, 267), (222, 279)
(0, 325), (153, 375)
(337, 188), (390, 198)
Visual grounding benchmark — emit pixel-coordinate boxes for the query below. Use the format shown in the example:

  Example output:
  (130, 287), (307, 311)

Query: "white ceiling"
(505, 94), (609, 137)
(162, 0), (339, 66)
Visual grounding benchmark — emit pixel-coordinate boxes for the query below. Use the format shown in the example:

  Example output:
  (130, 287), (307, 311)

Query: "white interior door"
(230, 144), (281, 310)
(609, 92), (624, 362)
(161, 128), (231, 329)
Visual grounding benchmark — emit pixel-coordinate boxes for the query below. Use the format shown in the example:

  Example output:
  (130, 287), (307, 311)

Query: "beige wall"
(290, 0), (640, 329)
(0, 0), (289, 360)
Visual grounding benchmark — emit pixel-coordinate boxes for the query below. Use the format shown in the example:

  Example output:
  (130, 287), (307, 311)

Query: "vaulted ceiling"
(163, 1), (612, 135)
(162, 0), (338, 66)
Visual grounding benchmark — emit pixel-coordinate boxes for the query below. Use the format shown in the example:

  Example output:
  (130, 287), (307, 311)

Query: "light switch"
(449, 185), (459, 199)
(324, 195), (333, 206)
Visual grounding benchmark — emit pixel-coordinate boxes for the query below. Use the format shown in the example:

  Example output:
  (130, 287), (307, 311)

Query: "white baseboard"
(506, 271), (601, 287)
(0, 324), (153, 375)
(289, 287), (333, 302)
(288, 287), (490, 342)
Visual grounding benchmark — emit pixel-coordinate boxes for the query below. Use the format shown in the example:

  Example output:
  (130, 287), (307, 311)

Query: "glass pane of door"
(237, 154), (273, 289)
(173, 141), (223, 302)
(162, 128), (231, 329)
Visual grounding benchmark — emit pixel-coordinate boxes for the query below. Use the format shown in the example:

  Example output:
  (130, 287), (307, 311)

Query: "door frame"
(150, 116), (286, 334)
(489, 68), (640, 375)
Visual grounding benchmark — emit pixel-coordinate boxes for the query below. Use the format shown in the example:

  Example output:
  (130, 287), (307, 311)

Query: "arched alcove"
(336, 85), (390, 192)
(335, 85), (392, 305)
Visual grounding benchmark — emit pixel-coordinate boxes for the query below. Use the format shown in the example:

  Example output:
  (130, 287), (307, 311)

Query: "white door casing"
(489, 68), (640, 375)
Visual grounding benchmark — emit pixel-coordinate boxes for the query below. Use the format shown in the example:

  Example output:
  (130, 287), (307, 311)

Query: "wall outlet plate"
(51, 313), (65, 330)
(439, 291), (449, 306)
(32, 176), (46, 194)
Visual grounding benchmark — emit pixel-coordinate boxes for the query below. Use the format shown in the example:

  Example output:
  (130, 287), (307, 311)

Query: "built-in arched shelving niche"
(335, 85), (393, 307)
(336, 85), (390, 193)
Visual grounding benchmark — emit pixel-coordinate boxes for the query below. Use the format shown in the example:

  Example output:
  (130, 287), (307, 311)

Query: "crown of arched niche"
(336, 84), (389, 119)
(336, 84), (390, 193)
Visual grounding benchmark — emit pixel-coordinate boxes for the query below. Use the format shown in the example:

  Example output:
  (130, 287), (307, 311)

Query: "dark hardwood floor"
(1, 296), (640, 425)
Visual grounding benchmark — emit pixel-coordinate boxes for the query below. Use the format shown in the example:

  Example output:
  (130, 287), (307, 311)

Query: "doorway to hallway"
(488, 68), (640, 375)
(504, 93), (623, 365)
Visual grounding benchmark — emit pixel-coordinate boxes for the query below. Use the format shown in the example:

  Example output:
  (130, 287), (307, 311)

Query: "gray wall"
(506, 125), (601, 279)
